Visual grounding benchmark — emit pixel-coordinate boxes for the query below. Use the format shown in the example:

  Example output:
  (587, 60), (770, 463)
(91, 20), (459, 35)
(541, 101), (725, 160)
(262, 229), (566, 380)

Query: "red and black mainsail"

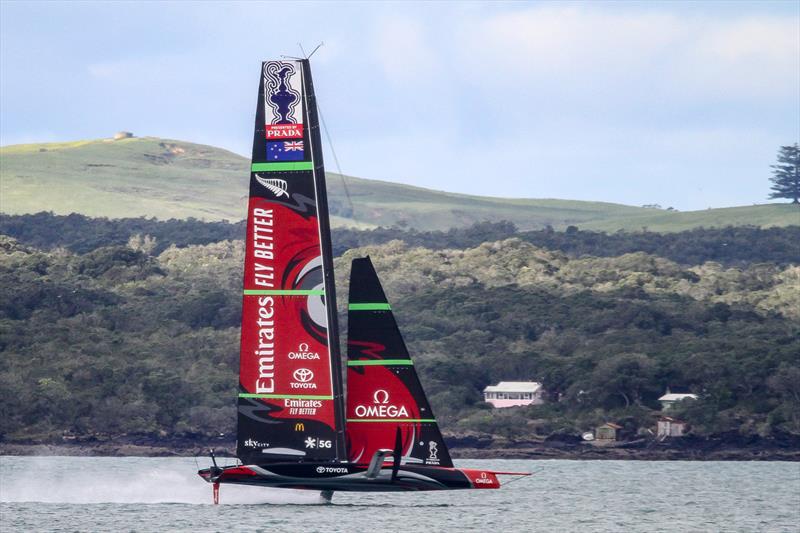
(237, 60), (346, 464)
(345, 257), (453, 467)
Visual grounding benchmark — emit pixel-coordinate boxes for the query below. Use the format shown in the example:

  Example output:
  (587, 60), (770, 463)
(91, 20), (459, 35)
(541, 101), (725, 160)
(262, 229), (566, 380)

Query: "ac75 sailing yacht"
(198, 59), (528, 503)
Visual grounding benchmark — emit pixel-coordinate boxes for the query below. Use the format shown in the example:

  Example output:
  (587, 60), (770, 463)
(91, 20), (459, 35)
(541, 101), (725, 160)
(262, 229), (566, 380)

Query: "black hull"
(199, 462), (503, 492)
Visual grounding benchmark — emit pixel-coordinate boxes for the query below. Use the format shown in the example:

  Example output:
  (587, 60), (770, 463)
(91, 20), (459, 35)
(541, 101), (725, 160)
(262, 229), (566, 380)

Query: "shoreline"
(2, 441), (798, 461)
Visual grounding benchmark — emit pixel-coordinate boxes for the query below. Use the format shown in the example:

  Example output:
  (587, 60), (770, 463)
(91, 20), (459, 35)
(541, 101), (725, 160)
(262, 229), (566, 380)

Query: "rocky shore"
(2, 431), (798, 461)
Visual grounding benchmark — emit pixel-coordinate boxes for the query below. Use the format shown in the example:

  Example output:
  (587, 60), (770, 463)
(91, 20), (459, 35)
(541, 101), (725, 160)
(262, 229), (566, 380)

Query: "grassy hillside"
(2, 137), (797, 231)
(580, 204), (800, 233)
(0, 137), (248, 221)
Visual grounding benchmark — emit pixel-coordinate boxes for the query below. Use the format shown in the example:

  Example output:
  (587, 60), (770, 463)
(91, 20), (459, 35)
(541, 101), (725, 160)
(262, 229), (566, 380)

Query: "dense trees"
(3, 213), (799, 267)
(1, 227), (798, 444)
(0, 212), (246, 254)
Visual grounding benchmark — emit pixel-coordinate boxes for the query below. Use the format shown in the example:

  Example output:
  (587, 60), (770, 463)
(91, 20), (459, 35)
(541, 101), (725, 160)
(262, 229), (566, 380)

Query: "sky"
(1, 0), (798, 211)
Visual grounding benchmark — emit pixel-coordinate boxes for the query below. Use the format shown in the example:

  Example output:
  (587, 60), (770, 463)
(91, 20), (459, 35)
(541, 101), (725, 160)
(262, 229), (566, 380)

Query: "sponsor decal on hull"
(462, 470), (499, 489)
(316, 466), (348, 474)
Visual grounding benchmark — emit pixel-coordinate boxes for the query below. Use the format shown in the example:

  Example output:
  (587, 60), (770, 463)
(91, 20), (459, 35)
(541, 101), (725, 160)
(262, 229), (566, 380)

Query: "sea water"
(1, 457), (798, 532)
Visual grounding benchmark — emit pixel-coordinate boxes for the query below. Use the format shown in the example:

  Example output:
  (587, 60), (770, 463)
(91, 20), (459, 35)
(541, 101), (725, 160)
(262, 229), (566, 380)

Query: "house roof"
(483, 381), (542, 393)
(658, 393), (698, 402)
(658, 416), (687, 424)
(598, 422), (623, 429)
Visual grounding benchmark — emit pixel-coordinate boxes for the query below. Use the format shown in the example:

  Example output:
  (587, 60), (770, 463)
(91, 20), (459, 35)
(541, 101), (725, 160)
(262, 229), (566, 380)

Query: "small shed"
(113, 131), (134, 140)
(658, 393), (697, 411)
(595, 422), (623, 441)
(657, 417), (688, 438)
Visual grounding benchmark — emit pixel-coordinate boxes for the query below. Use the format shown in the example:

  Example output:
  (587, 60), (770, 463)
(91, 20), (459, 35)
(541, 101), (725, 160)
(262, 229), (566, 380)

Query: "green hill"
(2, 137), (797, 231)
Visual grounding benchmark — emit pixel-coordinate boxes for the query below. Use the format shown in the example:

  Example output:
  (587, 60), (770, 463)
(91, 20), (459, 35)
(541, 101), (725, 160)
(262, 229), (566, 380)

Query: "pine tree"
(769, 144), (800, 204)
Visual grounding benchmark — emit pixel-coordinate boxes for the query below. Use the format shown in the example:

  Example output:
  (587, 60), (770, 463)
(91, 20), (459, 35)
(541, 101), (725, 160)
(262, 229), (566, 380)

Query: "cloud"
(87, 54), (192, 86)
(370, 15), (439, 85)
(684, 16), (800, 98)
(450, 6), (798, 100)
(461, 7), (683, 77)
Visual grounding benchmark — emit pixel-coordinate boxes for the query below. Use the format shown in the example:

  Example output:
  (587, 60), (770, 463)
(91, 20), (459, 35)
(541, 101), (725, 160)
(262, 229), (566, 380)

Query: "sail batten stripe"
(346, 419), (437, 423)
(251, 162), (314, 172)
(239, 393), (334, 400)
(243, 289), (325, 296)
(349, 303), (391, 311)
(347, 359), (413, 366)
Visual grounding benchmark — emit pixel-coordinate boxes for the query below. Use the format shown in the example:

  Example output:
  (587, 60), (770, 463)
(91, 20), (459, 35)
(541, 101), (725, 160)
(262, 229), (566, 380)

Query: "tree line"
(3, 213), (799, 267)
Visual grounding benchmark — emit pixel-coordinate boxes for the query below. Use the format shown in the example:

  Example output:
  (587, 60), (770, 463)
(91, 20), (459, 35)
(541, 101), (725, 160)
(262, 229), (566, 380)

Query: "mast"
(301, 59), (347, 460)
(236, 59), (346, 464)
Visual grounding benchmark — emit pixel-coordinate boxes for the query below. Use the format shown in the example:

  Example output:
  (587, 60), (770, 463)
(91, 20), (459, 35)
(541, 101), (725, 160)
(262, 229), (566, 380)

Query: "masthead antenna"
(298, 42), (324, 60)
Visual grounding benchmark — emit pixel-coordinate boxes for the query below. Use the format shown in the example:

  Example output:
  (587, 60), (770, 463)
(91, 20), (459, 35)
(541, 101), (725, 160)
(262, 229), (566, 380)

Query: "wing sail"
(237, 60), (345, 464)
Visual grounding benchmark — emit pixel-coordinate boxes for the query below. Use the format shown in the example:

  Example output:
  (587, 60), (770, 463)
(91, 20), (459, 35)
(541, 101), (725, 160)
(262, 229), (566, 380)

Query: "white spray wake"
(0, 456), (325, 505)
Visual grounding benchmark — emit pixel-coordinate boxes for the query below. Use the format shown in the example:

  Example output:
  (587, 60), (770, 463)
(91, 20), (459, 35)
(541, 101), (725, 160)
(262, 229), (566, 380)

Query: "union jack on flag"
(284, 141), (303, 151)
(266, 140), (304, 161)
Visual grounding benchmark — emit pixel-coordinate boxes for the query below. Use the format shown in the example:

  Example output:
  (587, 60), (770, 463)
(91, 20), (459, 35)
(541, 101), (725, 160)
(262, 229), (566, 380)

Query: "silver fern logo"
(255, 175), (289, 198)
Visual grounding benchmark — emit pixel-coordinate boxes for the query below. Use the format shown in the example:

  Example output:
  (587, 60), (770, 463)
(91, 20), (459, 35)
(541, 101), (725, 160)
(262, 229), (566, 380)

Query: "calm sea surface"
(1, 456), (798, 532)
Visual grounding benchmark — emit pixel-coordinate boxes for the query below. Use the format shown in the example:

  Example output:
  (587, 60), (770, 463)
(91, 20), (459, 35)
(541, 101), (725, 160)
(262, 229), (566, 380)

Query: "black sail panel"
(236, 60), (345, 465)
(345, 257), (453, 467)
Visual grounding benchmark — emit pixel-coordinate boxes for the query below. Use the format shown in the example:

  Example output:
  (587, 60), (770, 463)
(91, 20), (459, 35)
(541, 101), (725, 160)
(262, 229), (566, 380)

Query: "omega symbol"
(373, 389), (389, 404)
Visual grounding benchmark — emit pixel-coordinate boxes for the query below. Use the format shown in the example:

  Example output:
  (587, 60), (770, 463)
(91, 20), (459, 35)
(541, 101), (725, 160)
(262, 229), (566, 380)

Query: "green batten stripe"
(346, 419), (436, 423)
(239, 393), (333, 400)
(349, 303), (391, 311)
(347, 359), (413, 366)
(251, 161), (314, 172)
(244, 289), (325, 296)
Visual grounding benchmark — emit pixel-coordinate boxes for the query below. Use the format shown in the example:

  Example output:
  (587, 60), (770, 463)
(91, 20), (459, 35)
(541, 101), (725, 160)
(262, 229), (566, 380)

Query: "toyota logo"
(316, 466), (325, 473)
(293, 368), (314, 382)
(373, 389), (389, 404)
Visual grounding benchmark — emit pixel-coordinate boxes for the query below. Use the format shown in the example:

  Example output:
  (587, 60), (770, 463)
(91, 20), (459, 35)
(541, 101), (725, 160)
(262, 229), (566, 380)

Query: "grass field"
(2, 137), (797, 231)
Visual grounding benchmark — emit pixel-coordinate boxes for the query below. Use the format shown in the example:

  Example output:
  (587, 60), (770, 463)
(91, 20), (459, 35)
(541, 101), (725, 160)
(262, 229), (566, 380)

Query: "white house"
(483, 381), (544, 408)
(658, 393), (697, 411)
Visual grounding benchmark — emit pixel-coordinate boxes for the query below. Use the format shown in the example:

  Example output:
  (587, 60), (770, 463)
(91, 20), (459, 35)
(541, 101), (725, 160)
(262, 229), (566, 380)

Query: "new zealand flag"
(267, 140), (304, 161)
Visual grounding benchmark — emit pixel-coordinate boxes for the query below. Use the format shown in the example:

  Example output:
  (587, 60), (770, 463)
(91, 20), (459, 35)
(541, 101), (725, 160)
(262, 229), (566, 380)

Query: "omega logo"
(354, 389), (409, 418)
(373, 389), (389, 404)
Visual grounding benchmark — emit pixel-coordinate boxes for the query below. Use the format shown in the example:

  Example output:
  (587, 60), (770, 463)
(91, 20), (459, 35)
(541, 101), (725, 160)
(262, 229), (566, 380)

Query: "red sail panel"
(345, 257), (453, 467)
(237, 60), (345, 464)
